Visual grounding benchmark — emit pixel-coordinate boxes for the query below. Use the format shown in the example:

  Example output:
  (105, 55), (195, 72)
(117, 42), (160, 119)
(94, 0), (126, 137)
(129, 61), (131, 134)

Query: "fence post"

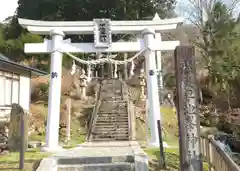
(157, 120), (166, 169)
(208, 135), (214, 171)
(66, 97), (71, 142)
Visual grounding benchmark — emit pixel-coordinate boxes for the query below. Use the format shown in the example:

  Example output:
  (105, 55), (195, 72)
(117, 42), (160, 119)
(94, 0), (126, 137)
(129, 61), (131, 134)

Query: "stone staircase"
(87, 79), (131, 141)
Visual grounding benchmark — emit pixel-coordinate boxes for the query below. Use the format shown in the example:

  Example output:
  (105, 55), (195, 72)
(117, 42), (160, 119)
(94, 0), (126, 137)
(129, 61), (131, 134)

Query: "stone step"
(93, 127), (129, 130)
(97, 116), (128, 119)
(96, 118), (128, 121)
(97, 120), (128, 125)
(98, 112), (128, 115)
(98, 110), (128, 114)
(92, 138), (129, 141)
(92, 136), (129, 141)
(91, 130), (129, 134)
(93, 133), (129, 136)
(97, 115), (128, 118)
(57, 155), (135, 165)
(95, 122), (128, 125)
(101, 100), (127, 103)
(94, 125), (129, 128)
(101, 97), (123, 101)
(58, 162), (135, 171)
(95, 124), (128, 127)
(100, 102), (127, 105)
(99, 107), (127, 110)
(96, 119), (128, 122)
(92, 127), (128, 133)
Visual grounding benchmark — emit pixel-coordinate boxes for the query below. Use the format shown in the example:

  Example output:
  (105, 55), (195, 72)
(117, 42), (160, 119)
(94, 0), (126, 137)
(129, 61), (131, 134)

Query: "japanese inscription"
(149, 70), (154, 76)
(175, 46), (202, 171)
(99, 23), (107, 42)
(93, 19), (112, 48)
(51, 72), (58, 78)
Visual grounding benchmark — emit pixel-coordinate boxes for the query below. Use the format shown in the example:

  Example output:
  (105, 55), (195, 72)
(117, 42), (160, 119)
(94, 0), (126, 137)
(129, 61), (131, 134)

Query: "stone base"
(41, 145), (64, 152)
(148, 141), (160, 147)
(148, 141), (170, 148)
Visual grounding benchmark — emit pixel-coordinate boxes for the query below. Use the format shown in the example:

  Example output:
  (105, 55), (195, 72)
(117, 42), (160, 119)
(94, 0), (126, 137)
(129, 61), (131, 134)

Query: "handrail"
(85, 82), (102, 141)
(121, 80), (135, 141)
(200, 135), (240, 171)
(127, 97), (132, 140)
(128, 99), (136, 140)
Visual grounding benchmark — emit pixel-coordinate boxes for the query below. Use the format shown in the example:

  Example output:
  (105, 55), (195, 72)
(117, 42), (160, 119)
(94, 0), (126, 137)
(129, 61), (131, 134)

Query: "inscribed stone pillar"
(8, 104), (28, 152)
(174, 46), (202, 171)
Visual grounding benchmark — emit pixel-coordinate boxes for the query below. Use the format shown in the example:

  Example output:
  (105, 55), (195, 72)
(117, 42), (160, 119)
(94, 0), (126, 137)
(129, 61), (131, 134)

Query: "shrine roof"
(0, 53), (47, 76)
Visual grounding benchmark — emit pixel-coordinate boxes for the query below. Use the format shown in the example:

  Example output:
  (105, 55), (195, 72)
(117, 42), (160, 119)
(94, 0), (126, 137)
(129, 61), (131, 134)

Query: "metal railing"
(85, 82), (102, 141)
(121, 79), (136, 141)
(200, 135), (240, 171)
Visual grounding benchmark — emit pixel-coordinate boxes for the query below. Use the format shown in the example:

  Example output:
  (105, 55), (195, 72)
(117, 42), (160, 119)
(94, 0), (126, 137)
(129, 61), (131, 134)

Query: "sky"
(0, 0), (18, 22)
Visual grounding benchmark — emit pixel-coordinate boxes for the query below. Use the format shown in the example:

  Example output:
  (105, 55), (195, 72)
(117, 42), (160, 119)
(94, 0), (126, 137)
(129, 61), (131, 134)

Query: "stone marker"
(8, 104), (28, 151)
(175, 46), (202, 171)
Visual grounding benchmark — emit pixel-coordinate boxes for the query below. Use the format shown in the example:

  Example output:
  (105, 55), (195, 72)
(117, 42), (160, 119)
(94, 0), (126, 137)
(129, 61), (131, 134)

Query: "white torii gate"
(18, 15), (183, 152)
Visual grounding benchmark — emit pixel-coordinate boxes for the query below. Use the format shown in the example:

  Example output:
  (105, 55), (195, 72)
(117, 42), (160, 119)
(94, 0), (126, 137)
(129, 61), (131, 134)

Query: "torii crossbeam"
(18, 16), (183, 152)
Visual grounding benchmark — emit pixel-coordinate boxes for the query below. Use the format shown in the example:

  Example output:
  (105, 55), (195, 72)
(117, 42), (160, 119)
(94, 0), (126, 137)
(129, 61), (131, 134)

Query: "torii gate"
(18, 15), (183, 152)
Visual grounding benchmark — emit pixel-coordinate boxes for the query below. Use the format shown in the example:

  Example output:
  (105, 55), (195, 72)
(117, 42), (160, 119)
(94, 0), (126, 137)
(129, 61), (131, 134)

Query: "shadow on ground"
(147, 149), (180, 171)
(0, 159), (42, 171)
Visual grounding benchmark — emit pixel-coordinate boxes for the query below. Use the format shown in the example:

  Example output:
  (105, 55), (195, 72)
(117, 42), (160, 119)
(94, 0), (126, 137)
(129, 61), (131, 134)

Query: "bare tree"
(177, 0), (240, 27)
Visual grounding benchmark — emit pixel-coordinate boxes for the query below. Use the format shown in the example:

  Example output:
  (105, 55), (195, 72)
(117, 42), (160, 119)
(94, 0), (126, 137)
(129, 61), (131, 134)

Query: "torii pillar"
(153, 13), (164, 105)
(42, 30), (65, 152)
(143, 28), (161, 147)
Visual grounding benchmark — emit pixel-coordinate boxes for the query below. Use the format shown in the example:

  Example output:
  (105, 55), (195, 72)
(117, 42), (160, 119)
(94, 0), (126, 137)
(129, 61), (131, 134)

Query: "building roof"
(0, 53), (48, 76)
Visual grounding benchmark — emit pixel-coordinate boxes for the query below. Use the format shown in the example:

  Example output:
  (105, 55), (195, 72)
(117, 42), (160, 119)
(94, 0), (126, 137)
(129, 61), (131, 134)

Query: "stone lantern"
(139, 68), (146, 101)
(79, 69), (88, 100)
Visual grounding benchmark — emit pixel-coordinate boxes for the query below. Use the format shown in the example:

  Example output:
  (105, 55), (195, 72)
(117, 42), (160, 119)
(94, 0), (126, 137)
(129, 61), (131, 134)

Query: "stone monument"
(8, 104), (28, 152)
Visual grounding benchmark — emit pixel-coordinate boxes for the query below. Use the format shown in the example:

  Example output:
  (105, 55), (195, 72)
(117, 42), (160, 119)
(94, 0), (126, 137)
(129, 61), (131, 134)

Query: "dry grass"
(161, 107), (178, 147)
(144, 147), (209, 171)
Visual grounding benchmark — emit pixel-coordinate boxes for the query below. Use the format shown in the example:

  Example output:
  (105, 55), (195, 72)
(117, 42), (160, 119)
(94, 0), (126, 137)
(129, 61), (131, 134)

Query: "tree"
(177, 0), (240, 26)
(0, 17), (44, 62)
(201, 2), (240, 108)
(16, 0), (176, 21)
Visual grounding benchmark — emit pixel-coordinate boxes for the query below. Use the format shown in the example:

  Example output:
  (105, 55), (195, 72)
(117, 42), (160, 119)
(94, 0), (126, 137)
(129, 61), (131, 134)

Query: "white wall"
(19, 75), (31, 111)
(0, 74), (31, 122)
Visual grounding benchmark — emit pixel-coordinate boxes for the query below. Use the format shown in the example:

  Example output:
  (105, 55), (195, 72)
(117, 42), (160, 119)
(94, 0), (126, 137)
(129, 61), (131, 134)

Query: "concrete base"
(41, 145), (64, 152)
(36, 141), (149, 171)
(148, 141), (159, 147)
(148, 141), (170, 148)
